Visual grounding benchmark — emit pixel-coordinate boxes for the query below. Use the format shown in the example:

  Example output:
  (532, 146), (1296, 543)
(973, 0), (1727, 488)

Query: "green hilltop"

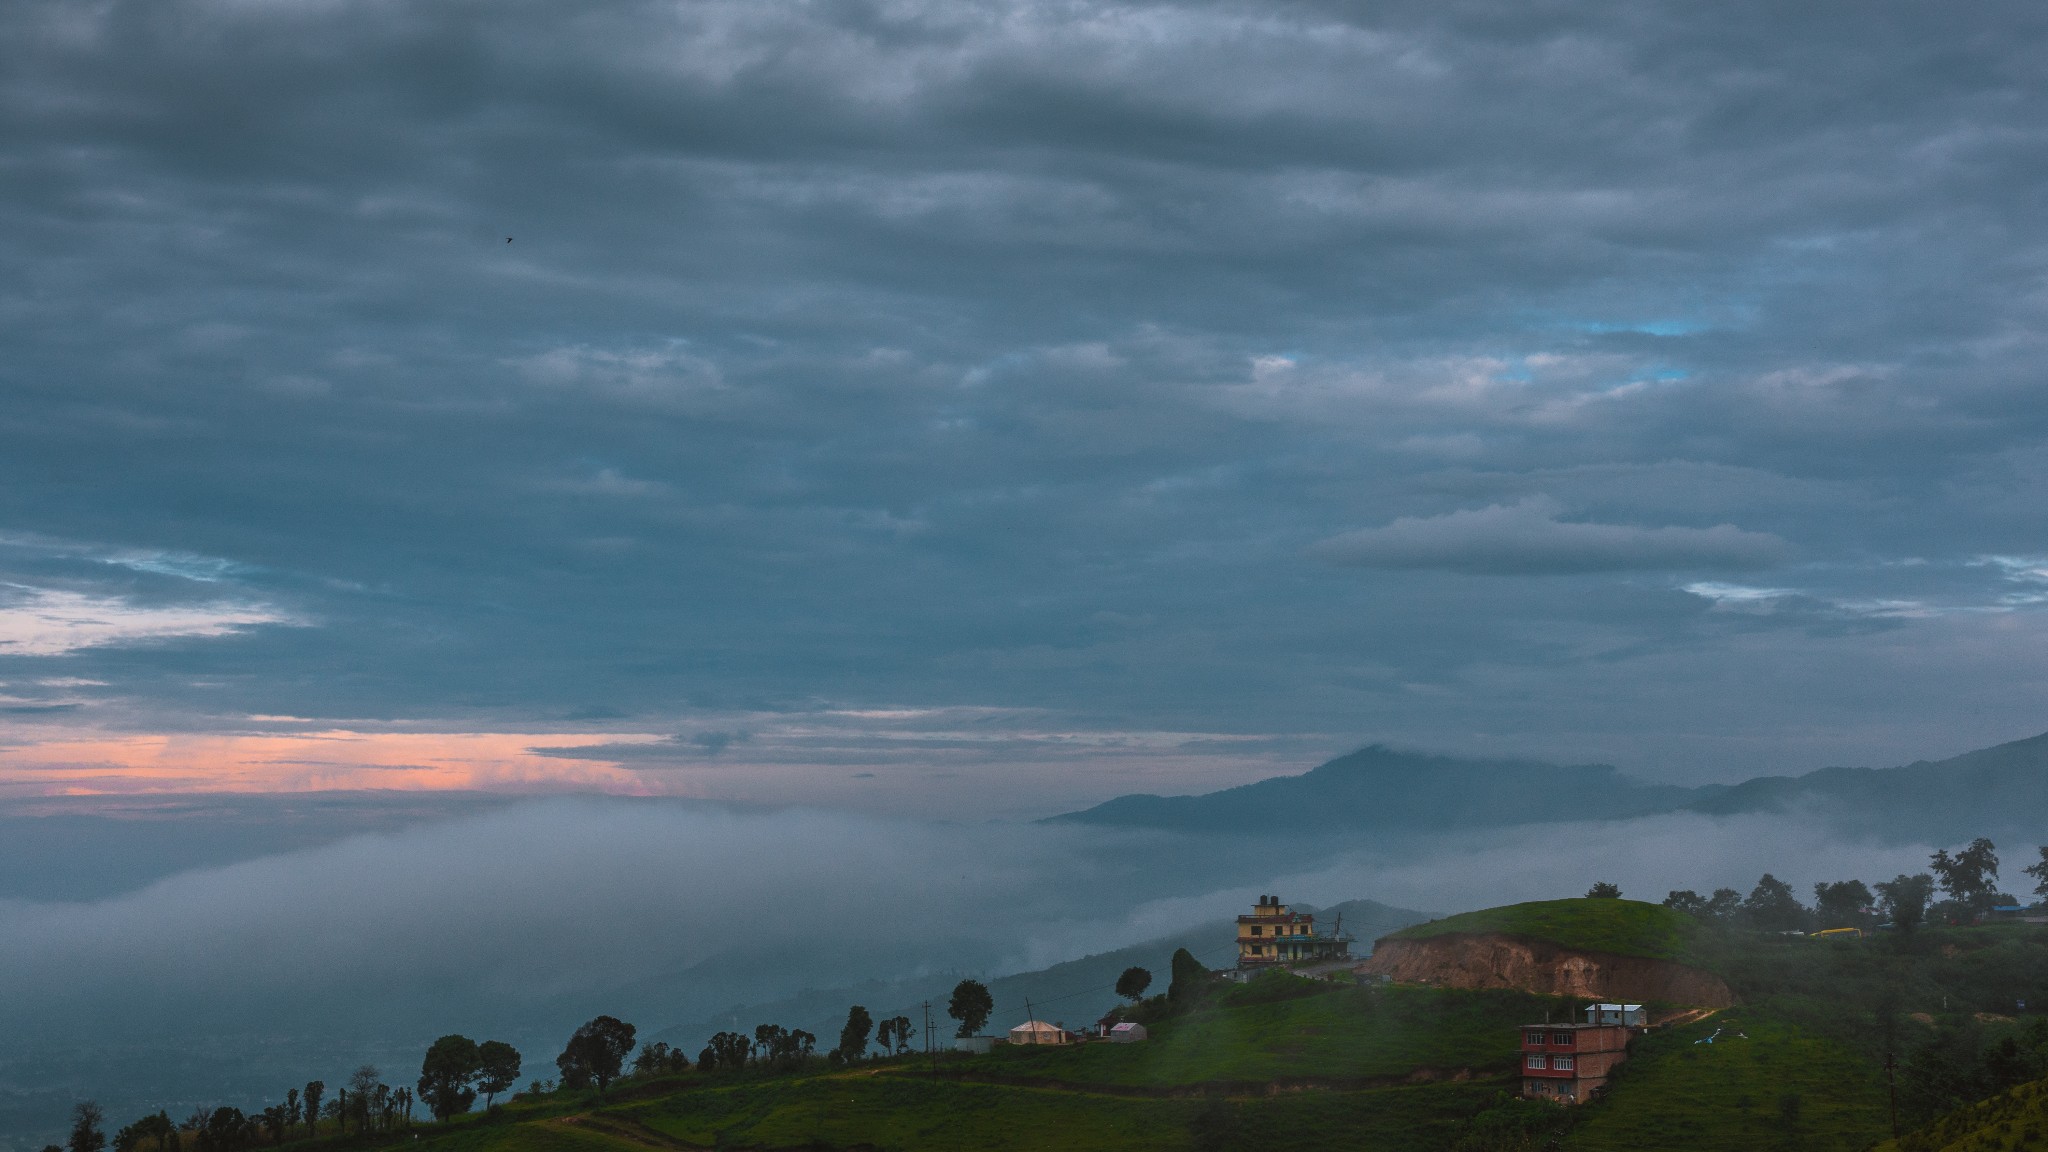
(1387, 897), (1716, 966)
(97, 898), (2048, 1152)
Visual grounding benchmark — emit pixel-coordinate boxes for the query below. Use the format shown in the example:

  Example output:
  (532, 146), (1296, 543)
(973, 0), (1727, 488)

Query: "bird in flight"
(505, 237), (513, 244)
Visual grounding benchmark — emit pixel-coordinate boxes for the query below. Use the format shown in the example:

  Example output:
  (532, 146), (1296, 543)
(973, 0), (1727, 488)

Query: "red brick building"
(1519, 1021), (1632, 1103)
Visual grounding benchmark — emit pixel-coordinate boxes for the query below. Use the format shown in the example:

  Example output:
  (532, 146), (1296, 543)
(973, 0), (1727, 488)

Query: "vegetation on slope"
(1877, 1076), (2048, 1152)
(62, 834), (2048, 1152)
(1388, 898), (1714, 966)
(1565, 1009), (1887, 1152)
(985, 975), (1547, 1087)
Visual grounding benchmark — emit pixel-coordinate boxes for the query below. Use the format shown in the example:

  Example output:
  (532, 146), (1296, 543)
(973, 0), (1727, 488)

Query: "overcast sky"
(4, 0), (2047, 815)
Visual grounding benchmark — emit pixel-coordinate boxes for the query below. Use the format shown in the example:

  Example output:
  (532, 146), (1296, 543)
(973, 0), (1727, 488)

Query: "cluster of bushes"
(1900, 1016), (2048, 1127)
(52, 1066), (423, 1152)
(1647, 838), (2048, 934)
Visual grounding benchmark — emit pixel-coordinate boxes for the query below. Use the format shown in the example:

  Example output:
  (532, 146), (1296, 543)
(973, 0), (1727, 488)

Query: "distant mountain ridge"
(1048, 731), (2048, 844)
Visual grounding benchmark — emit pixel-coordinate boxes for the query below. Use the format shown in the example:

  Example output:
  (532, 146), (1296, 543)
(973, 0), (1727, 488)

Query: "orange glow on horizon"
(0, 729), (677, 798)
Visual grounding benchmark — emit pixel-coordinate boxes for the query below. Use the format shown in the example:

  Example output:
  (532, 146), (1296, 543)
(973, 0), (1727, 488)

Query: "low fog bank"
(0, 799), (1951, 1147)
(0, 793), (513, 902)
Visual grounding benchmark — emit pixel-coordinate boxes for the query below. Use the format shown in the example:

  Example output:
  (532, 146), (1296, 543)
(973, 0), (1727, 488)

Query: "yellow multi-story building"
(1236, 894), (1353, 969)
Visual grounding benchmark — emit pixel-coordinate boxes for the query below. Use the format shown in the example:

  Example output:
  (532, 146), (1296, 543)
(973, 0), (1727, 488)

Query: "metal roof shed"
(1008, 1020), (1071, 1045)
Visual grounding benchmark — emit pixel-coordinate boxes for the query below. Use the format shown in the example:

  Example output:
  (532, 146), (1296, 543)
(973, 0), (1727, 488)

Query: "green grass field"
(394, 1064), (1507, 1152)
(982, 979), (1545, 1087)
(1388, 898), (1714, 966)
(1876, 1078), (2048, 1152)
(384, 979), (1537, 1152)
(294, 918), (2048, 1152)
(1564, 1008), (1888, 1152)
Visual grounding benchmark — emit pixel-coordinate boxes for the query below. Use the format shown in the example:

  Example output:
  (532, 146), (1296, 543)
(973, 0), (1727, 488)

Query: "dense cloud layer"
(2, 0), (2047, 793)
(1311, 496), (1789, 574)
(0, 797), (1941, 1146)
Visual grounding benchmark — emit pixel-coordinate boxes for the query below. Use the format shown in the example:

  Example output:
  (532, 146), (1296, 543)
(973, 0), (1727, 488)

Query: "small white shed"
(1008, 1020), (1070, 1046)
(1584, 1003), (1646, 1026)
(954, 1036), (994, 1055)
(1109, 1022), (1147, 1044)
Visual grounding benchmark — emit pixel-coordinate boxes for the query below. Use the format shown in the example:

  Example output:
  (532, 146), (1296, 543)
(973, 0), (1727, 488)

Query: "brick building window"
(1553, 1055), (1574, 1070)
(1552, 1033), (1572, 1046)
(1525, 1054), (1547, 1069)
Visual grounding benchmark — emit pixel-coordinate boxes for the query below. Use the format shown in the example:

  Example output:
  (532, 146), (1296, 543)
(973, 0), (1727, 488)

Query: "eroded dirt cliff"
(1360, 933), (1734, 1007)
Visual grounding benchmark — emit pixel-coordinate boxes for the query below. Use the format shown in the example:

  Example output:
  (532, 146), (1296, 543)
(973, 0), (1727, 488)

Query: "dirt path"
(549, 1114), (713, 1152)
(1654, 1007), (1722, 1029)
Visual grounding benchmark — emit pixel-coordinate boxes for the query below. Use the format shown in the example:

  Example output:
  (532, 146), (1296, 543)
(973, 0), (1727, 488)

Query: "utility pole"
(1884, 1051), (1898, 1138)
(923, 1001), (935, 1077)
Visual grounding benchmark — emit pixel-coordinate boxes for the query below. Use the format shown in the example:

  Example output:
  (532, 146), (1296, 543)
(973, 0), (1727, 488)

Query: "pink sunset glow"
(0, 730), (672, 798)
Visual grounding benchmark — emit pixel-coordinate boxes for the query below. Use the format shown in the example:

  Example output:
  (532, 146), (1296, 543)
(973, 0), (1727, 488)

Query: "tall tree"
(1877, 873), (1936, 933)
(702, 1031), (750, 1072)
(476, 1041), (521, 1110)
(556, 1016), (636, 1094)
(118, 1113), (173, 1152)
(1167, 948), (1207, 1005)
(632, 1043), (673, 1078)
(284, 1089), (300, 1135)
(947, 980), (993, 1038)
(1743, 874), (1808, 932)
(418, 1035), (483, 1120)
(1585, 882), (1622, 899)
(753, 1024), (787, 1066)
(885, 1015), (915, 1055)
(69, 1103), (106, 1152)
(836, 1005), (874, 1063)
(2026, 846), (2048, 900)
(300, 1083), (322, 1139)
(1703, 888), (1743, 921)
(1931, 839), (2002, 914)
(1115, 967), (1152, 1002)
(1813, 880), (1876, 929)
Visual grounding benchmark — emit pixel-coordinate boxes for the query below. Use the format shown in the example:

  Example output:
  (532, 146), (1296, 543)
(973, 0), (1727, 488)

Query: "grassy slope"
(410, 1074), (1505, 1152)
(1566, 1008), (1888, 1152)
(1875, 1078), (2048, 1152)
(1388, 898), (1712, 966)
(984, 980), (1547, 1086)
(358, 922), (2048, 1152)
(393, 980), (1532, 1152)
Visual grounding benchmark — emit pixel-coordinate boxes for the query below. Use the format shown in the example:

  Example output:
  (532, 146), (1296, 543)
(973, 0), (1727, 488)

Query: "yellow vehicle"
(1811, 927), (1863, 939)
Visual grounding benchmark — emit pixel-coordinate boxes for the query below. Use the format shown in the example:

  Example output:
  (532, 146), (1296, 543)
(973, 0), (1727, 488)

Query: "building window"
(1552, 1056), (1574, 1070)
(1525, 1055), (1547, 1069)
(1552, 1033), (1573, 1046)
(1525, 1032), (1545, 1046)
(1250, 926), (1261, 936)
